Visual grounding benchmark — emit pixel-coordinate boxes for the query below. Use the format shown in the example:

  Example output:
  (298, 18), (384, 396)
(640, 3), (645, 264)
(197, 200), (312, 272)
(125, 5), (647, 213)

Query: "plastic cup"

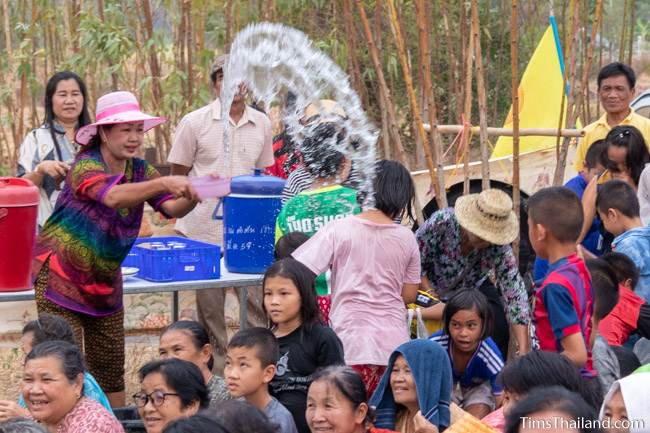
(190, 176), (231, 200)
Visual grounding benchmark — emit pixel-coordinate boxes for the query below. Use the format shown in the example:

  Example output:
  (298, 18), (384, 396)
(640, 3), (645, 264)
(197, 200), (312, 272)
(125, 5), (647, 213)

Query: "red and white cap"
(75, 91), (166, 145)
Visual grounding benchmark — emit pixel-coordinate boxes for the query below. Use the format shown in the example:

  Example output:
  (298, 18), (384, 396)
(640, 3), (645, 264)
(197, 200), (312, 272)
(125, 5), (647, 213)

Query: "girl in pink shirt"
(293, 160), (421, 395)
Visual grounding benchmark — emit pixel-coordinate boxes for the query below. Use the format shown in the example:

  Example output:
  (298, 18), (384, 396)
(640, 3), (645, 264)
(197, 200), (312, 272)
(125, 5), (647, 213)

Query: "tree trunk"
(415, 0), (447, 208)
(619, 0), (628, 61)
(511, 0), (520, 256)
(472, 0), (490, 190)
(138, 0), (165, 162)
(2, 0), (18, 149)
(575, 0), (602, 126)
(461, 1), (474, 195)
(553, 0), (580, 185)
(225, 0), (233, 48)
(386, 0), (441, 222)
(185, 0), (194, 108)
(439, 1), (458, 123)
(342, 0), (367, 108)
(627, 0), (635, 66)
(356, 0), (404, 167)
(262, 0), (275, 21)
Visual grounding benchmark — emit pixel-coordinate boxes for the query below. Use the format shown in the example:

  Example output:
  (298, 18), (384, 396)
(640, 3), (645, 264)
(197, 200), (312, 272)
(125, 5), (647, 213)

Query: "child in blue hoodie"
(597, 180), (650, 302)
(369, 339), (452, 433)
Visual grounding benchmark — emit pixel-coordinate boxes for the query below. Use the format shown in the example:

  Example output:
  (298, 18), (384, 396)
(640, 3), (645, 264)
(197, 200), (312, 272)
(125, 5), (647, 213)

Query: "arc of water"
(221, 22), (378, 208)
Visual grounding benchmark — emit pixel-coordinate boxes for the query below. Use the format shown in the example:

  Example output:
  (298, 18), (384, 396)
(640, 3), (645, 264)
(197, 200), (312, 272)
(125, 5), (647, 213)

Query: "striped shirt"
(429, 331), (504, 394)
(168, 99), (274, 245)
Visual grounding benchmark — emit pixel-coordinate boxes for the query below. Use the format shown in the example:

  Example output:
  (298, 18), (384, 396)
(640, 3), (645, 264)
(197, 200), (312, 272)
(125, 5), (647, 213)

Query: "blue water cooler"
(219, 169), (285, 274)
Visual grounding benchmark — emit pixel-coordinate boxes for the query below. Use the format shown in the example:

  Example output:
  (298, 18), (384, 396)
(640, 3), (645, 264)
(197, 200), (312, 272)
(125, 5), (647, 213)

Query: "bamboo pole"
(461, 1), (474, 195)
(439, 1), (459, 123)
(471, 0), (490, 190)
(2, 0), (18, 148)
(619, 0), (628, 61)
(424, 124), (584, 137)
(185, 0), (194, 108)
(627, 0), (635, 66)
(575, 0), (603, 127)
(415, 0), (447, 208)
(355, 0), (405, 167)
(553, 0), (581, 185)
(386, 0), (442, 202)
(511, 0), (520, 255)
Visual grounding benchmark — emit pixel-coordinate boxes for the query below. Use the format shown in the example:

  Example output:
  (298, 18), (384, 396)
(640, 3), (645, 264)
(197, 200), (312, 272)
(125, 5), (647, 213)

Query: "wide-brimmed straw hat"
(454, 189), (519, 246)
(75, 91), (166, 145)
(303, 99), (347, 124)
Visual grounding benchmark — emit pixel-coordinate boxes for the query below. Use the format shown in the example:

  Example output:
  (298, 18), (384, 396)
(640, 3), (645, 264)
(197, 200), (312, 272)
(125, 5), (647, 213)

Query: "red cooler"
(0, 177), (39, 291)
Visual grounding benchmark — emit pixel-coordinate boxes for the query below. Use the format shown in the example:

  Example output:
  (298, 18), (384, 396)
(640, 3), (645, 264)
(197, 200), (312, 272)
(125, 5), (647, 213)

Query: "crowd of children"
(5, 61), (650, 433)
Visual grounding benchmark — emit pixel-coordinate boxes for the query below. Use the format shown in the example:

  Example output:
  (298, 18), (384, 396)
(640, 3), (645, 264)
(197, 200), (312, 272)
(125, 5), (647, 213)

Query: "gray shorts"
(452, 381), (496, 411)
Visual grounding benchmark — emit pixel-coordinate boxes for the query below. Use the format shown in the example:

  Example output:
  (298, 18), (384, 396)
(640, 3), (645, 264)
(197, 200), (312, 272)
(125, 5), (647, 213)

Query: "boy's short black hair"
(596, 180), (640, 218)
(527, 186), (583, 243)
(227, 327), (279, 367)
(597, 62), (636, 89)
(274, 232), (310, 260)
(584, 139), (607, 170)
(22, 314), (76, 347)
(586, 259), (619, 321)
(601, 252), (640, 290)
(442, 289), (493, 340)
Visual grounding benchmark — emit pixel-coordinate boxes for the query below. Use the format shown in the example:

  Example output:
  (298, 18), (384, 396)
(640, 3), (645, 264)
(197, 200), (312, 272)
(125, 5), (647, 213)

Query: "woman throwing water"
(415, 189), (531, 358)
(32, 91), (199, 407)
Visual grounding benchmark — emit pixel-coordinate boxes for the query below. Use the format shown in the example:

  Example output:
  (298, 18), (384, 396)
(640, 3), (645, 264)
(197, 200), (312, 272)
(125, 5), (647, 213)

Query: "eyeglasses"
(132, 390), (180, 408)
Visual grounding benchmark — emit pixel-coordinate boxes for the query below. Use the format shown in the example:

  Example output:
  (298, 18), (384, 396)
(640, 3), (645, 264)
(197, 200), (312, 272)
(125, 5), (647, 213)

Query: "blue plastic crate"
(130, 237), (221, 282)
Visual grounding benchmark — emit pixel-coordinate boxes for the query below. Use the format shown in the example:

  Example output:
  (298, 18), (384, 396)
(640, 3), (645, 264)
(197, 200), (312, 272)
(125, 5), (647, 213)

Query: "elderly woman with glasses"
(134, 359), (209, 433)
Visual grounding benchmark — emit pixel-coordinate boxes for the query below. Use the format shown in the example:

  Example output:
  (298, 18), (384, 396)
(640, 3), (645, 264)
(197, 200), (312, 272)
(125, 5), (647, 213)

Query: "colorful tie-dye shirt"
(33, 146), (171, 316)
(415, 208), (531, 325)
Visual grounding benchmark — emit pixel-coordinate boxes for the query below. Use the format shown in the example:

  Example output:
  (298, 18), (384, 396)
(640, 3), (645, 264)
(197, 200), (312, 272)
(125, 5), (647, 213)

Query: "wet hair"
(0, 418), (48, 433)
(505, 386), (600, 433)
(527, 186), (583, 243)
(498, 350), (603, 411)
(442, 289), (493, 341)
(161, 320), (214, 371)
(610, 346), (641, 377)
(44, 71), (91, 154)
(227, 327), (279, 368)
(162, 414), (231, 433)
(26, 341), (85, 384)
(596, 179), (640, 219)
(586, 259), (619, 322)
(22, 314), (76, 347)
(604, 125), (649, 185)
(138, 358), (209, 410)
(204, 400), (278, 433)
(263, 258), (320, 329)
(274, 232), (310, 259)
(584, 139), (607, 170)
(597, 62), (636, 89)
(300, 122), (347, 179)
(601, 252), (640, 290)
(310, 366), (375, 426)
(373, 159), (415, 221)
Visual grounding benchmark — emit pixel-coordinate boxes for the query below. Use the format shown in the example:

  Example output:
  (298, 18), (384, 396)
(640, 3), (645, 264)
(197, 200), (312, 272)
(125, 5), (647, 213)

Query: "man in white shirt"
(168, 54), (274, 374)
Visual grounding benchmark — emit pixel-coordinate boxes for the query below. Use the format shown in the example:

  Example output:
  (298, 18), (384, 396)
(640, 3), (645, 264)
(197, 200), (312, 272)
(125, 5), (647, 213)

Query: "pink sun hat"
(75, 91), (167, 145)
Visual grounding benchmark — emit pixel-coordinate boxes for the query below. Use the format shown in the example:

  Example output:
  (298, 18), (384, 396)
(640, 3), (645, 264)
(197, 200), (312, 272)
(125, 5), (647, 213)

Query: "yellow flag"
(492, 17), (566, 158)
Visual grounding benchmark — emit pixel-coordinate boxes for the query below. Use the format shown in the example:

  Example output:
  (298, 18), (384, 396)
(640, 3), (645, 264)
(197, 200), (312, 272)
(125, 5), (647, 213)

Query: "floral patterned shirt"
(207, 374), (231, 407)
(415, 208), (530, 325)
(56, 397), (124, 433)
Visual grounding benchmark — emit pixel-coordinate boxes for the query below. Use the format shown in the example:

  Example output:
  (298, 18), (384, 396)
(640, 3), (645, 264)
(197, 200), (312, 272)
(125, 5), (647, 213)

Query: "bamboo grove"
(0, 0), (646, 176)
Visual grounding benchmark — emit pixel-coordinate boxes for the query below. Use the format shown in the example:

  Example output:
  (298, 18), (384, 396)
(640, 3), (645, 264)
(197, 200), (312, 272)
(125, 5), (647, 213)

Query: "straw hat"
(75, 91), (166, 145)
(303, 99), (347, 124)
(454, 189), (519, 246)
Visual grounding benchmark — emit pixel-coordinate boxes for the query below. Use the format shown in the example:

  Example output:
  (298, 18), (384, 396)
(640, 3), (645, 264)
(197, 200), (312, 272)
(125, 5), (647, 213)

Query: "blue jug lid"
(230, 169), (286, 195)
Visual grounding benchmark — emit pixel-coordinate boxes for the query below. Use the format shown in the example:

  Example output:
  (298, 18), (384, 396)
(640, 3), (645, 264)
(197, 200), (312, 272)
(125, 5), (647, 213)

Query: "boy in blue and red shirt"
(527, 186), (595, 378)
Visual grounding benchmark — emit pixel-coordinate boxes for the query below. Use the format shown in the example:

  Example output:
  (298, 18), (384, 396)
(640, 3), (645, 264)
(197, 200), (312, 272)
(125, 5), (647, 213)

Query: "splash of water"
(221, 22), (378, 208)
